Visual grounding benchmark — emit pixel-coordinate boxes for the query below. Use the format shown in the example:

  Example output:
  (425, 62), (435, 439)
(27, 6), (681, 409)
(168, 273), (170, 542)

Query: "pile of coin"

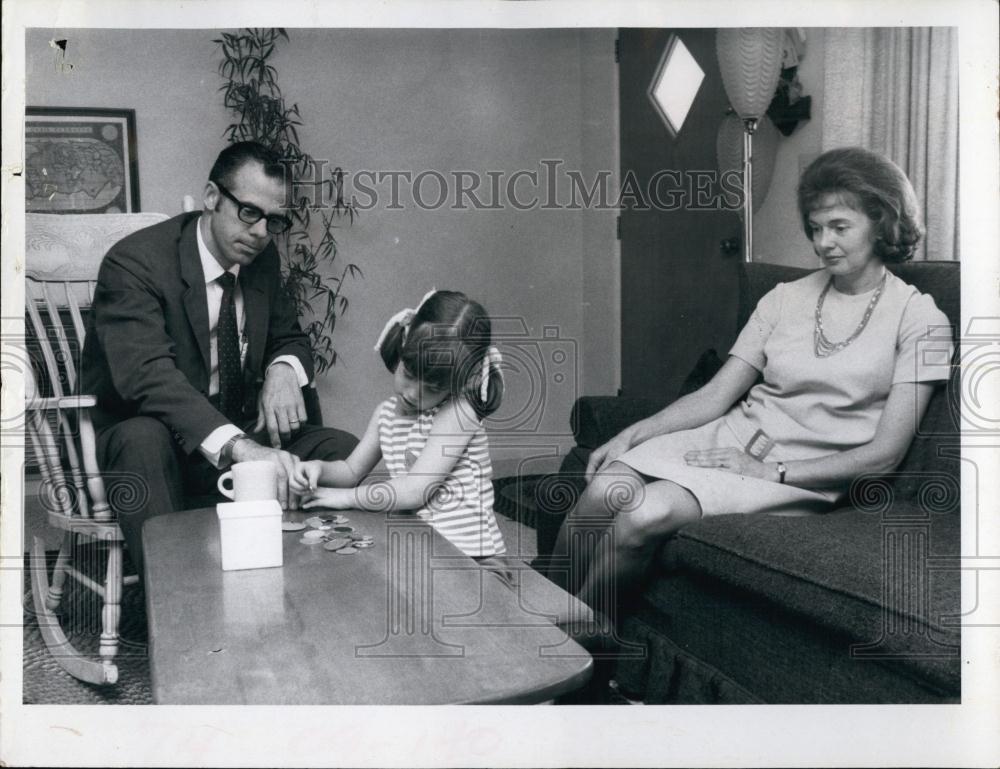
(286, 514), (376, 554)
(322, 533), (375, 554)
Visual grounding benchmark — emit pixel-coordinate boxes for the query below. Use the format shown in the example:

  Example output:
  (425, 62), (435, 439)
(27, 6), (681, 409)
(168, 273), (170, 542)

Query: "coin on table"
(332, 525), (353, 533)
(304, 516), (328, 529)
(302, 529), (325, 541)
(281, 520), (306, 532)
(332, 515), (349, 524)
(352, 540), (374, 549)
(299, 536), (323, 546)
(336, 546), (358, 555)
(323, 538), (352, 551)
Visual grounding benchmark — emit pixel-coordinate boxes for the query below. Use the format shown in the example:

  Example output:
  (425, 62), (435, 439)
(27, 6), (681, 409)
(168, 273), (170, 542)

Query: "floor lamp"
(716, 28), (784, 263)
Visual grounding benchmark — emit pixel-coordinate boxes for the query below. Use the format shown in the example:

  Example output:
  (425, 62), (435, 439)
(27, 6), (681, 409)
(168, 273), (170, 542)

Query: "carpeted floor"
(22, 547), (153, 704)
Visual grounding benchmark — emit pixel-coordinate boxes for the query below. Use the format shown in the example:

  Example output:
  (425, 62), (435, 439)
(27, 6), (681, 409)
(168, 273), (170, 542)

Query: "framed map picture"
(25, 107), (140, 213)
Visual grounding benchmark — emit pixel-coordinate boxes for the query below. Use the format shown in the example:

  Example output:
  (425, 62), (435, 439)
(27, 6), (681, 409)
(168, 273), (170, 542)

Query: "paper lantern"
(716, 28), (784, 120)
(716, 113), (779, 213)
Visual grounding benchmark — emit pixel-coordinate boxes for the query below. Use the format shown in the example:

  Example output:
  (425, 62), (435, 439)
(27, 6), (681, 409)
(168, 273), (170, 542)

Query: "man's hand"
(255, 362), (307, 448)
(231, 438), (304, 509)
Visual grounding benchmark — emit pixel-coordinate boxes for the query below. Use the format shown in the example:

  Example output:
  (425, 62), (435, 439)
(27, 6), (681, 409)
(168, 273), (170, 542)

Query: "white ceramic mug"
(217, 460), (279, 502)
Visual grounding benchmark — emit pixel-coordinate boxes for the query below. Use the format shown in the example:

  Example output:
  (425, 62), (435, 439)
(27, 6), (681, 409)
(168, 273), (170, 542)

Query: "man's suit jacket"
(82, 211), (313, 453)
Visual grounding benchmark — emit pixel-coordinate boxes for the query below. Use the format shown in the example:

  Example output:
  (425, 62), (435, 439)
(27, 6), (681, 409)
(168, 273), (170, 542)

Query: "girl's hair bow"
(373, 288), (437, 352)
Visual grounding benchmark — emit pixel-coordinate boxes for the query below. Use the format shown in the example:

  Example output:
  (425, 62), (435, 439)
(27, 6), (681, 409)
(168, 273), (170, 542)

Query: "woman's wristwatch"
(220, 432), (248, 469)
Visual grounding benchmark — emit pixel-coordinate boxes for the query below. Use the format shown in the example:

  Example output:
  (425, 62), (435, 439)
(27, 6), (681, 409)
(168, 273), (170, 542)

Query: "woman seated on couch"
(550, 147), (953, 617)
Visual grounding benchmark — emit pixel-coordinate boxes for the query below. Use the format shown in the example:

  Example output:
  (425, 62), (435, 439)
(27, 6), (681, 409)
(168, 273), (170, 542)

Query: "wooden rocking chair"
(25, 212), (169, 685)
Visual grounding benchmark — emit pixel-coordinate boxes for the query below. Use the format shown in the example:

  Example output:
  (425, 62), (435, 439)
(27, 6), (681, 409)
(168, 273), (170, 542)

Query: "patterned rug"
(22, 548), (153, 705)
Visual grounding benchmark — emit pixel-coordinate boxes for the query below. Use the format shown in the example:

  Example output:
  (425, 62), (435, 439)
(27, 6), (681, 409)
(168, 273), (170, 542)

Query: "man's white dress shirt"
(196, 219), (307, 466)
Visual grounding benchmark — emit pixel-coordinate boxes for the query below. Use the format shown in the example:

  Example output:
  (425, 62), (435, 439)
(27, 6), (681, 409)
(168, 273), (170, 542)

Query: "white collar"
(196, 215), (240, 285)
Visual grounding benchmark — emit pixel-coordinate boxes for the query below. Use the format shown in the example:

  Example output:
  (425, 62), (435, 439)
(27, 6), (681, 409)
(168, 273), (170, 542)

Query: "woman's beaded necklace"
(813, 271), (887, 358)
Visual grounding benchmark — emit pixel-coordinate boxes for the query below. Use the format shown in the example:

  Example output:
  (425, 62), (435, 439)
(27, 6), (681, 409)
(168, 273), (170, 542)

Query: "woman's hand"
(585, 430), (636, 482)
(684, 447), (776, 481)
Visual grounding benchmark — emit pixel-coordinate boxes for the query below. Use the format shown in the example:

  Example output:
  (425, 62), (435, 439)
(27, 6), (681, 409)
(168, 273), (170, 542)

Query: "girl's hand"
(301, 486), (353, 510)
(289, 460), (322, 494)
(684, 447), (775, 481)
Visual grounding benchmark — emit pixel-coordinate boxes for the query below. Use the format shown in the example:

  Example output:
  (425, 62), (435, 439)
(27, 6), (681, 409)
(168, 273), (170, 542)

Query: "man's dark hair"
(209, 141), (286, 189)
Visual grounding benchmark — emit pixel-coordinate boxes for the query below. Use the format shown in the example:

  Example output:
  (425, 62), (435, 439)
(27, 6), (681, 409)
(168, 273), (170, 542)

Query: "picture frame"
(25, 106), (140, 213)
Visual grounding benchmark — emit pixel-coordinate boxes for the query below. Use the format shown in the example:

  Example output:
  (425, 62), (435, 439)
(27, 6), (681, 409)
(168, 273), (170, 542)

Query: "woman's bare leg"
(575, 475), (701, 613)
(548, 462), (644, 593)
(549, 462), (701, 621)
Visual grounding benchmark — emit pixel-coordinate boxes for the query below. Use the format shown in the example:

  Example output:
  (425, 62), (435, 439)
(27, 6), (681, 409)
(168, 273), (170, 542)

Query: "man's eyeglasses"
(215, 182), (293, 235)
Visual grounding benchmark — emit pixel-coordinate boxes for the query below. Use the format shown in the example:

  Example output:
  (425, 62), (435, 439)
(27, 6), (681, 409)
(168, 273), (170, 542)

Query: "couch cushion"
(571, 396), (665, 450)
(890, 261), (960, 329)
(738, 263), (811, 327)
(737, 261), (959, 329)
(889, 362), (961, 499)
(657, 502), (960, 693)
(678, 348), (725, 396)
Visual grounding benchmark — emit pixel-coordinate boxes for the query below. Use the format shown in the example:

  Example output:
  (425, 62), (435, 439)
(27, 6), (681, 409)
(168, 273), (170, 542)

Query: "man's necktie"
(217, 272), (243, 424)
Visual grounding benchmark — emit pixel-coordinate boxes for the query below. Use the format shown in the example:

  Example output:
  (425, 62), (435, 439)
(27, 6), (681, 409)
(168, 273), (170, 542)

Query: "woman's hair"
(797, 147), (923, 263)
(378, 290), (503, 419)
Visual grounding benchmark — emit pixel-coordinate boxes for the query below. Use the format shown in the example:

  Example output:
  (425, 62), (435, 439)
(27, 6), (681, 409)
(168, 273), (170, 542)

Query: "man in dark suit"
(82, 142), (356, 576)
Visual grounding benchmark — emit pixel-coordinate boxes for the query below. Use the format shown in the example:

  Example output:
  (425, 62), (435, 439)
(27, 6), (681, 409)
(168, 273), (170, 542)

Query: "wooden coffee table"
(143, 507), (593, 704)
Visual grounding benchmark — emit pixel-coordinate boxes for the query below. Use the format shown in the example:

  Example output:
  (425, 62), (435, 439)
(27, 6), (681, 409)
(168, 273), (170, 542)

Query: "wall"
(26, 28), (619, 466)
(25, 29), (228, 217)
(752, 29), (826, 267)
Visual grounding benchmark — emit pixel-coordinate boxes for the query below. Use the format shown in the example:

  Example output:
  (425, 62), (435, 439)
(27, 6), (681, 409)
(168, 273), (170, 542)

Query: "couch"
(503, 261), (961, 704)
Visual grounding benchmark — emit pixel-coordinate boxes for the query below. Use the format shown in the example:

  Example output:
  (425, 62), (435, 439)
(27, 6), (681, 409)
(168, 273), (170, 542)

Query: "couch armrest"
(572, 396), (666, 449)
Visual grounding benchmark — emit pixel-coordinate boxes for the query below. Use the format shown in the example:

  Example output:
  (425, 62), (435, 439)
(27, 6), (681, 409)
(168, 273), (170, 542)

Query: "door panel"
(619, 28), (741, 400)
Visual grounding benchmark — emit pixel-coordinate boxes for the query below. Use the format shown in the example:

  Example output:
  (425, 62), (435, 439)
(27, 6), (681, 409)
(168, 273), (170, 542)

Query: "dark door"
(619, 28), (741, 400)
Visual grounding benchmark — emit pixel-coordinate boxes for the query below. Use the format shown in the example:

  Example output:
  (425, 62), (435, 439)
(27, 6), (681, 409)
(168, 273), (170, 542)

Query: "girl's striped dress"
(377, 395), (505, 557)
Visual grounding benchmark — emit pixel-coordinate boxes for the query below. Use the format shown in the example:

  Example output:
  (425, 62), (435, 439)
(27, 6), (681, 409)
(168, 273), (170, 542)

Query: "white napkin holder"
(216, 499), (283, 571)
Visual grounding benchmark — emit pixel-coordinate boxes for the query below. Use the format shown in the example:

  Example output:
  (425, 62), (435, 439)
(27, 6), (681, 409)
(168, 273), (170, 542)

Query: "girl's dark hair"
(379, 290), (503, 419)
(797, 147), (923, 263)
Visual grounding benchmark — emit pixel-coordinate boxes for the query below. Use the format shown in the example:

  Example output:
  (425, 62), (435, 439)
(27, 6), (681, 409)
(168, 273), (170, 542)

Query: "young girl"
(295, 289), (507, 561)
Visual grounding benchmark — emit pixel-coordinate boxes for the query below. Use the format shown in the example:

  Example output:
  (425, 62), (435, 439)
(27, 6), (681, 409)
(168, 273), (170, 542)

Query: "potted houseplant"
(214, 27), (361, 374)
